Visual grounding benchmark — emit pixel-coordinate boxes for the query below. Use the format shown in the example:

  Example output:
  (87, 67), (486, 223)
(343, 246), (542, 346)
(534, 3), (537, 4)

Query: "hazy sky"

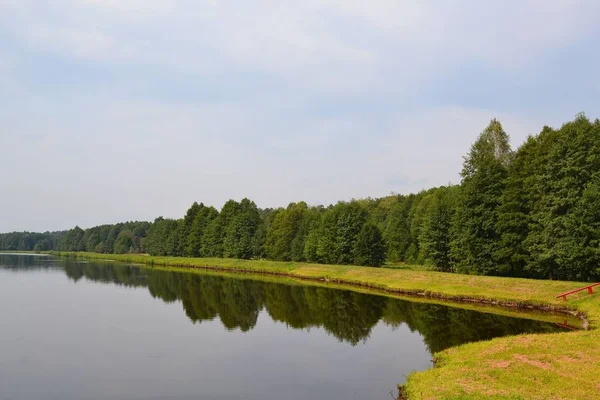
(1, 1), (599, 232)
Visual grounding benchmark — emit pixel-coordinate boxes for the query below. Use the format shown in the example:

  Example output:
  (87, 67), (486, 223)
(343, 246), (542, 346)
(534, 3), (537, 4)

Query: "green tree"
(408, 191), (435, 264)
(264, 202), (310, 261)
(33, 238), (52, 251)
(187, 204), (218, 257)
(419, 186), (458, 271)
(304, 201), (368, 265)
(114, 230), (136, 254)
(526, 115), (600, 280)
(202, 200), (241, 257)
(223, 199), (261, 259)
(252, 208), (276, 259)
(146, 218), (181, 256)
(384, 195), (414, 262)
(561, 175), (600, 281)
(201, 217), (224, 257)
(452, 119), (512, 275)
(303, 219), (322, 263)
(495, 135), (541, 276)
(85, 233), (101, 253)
(58, 226), (85, 251)
(291, 206), (321, 261)
(179, 202), (202, 256)
(353, 223), (386, 267)
(336, 202), (368, 264)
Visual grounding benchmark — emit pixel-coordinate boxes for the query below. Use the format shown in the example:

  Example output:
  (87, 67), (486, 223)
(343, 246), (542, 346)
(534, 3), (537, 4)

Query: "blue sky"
(1, 0), (599, 232)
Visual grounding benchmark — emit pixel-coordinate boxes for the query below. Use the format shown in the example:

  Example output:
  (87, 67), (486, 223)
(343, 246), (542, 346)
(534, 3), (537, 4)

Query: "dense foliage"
(54, 221), (151, 254)
(3, 115), (599, 280)
(0, 231), (64, 252)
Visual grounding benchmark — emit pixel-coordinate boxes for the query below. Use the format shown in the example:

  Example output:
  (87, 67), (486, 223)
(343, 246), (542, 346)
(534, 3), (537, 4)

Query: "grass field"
(50, 251), (600, 399)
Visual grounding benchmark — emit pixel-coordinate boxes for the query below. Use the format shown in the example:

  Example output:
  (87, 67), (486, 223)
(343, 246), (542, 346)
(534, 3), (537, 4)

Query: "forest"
(0, 231), (64, 252)
(2, 114), (599, 281)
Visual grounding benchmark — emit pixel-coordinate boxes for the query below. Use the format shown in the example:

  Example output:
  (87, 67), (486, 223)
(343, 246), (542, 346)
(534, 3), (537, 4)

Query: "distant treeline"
(57, 221), (152, 254)
(2, 115), (599, 281)
(0, 231), (64, 252)
(0, 222), (151, 255)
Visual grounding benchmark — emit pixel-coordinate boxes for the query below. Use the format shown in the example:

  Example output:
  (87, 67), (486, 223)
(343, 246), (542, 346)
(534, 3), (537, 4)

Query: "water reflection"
(5, 257), (562, 352)
(0, 254), (570, 400)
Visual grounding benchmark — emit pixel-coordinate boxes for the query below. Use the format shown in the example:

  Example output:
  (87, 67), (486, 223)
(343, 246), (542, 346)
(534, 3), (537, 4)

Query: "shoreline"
(47, 251), (588, 319)
(48, 251), (600, 399)
(110, 258), (588, 323)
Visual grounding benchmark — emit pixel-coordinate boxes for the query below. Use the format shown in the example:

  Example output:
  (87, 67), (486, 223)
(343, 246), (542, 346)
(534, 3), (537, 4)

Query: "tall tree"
(252, 208), (276, 260)
(452, 119), (512, 275)
(384, 195), (414, 262)
(561, 174), (600, 281)
(291, 206), (322, 262)
(265, 202), (310, 261)
(409, 191), (435, 264)
(335, 201), (368, 265)
(526, 115), (600, 280)
(419, 186), (458, 271)
(33, 238), (52, 251)
(59, 226), (85, 252)
(179, 202), (202, 256)
(353, 223), (386, 267)
(314, 201), (368, 265)
(222, 199), (261, 259)
(187, 204), (218, 257)
(146, 218), (181, 256)
(303, 217), (323, 263)
(495, 134), (544, 276)
(114, 230), (136, 254)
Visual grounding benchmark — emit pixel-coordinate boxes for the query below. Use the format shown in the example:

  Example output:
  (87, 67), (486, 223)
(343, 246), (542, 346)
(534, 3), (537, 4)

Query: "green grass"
(51, 251), (600, 399)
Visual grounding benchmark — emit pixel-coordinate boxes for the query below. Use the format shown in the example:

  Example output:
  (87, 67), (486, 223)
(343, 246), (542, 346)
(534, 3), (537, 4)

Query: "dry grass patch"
(488, 360), (511, 369)
(512, 354), (551, 371)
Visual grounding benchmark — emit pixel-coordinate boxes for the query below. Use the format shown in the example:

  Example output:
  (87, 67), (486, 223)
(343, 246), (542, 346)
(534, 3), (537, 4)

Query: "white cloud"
(0, 84), (588, 231)
(0, 1), (598, 231)
(3, 0), (599, 90)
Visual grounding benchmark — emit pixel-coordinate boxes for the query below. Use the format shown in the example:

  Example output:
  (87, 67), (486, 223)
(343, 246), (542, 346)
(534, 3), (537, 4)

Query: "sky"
(1, 0), (599, 232)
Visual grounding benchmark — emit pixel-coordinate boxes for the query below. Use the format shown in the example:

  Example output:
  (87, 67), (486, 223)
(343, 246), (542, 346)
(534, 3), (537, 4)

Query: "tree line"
(56, 221), (152, 254)
(144, 198), (387, 267)
(2, 114), (599, 281)
(0, 231), (64, 252)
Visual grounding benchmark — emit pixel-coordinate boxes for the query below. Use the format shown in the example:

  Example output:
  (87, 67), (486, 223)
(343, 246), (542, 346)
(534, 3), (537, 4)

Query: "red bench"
(556, 320), (578, 330)
(556, 282), (600, 301)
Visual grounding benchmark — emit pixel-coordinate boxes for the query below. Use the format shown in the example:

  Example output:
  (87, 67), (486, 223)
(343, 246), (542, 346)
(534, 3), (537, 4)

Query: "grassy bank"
(51, 251), (600, 399)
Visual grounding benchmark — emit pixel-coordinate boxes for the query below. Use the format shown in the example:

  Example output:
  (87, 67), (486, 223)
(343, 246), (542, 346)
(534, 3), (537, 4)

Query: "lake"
(0, 254), (568, 400)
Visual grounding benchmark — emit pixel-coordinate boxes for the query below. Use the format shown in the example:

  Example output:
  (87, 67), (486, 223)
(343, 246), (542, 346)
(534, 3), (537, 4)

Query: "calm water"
(0, 254), (567, 400)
